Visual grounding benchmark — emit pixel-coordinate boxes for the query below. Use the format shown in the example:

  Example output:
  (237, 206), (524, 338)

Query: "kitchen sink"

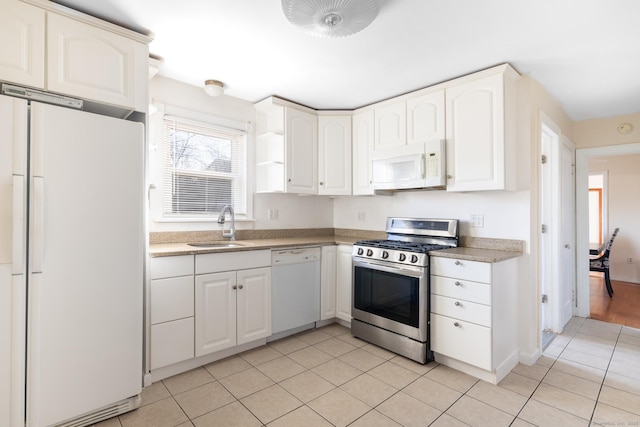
(187, 242), (247, 248)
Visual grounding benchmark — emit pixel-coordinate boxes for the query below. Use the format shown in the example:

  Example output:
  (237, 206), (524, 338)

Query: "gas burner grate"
(354, 240), (450, 254)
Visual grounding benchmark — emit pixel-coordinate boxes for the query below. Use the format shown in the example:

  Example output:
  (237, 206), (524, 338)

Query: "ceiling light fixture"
(281, 0), (380, 38)
(204, 79), (224, 97)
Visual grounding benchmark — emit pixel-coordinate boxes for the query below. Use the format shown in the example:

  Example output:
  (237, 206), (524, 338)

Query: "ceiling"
(52, 0), (640, 121)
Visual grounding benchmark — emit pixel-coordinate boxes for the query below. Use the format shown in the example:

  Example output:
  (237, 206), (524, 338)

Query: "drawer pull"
(455, 260), (461, 266)
(454, 301), (461, 307)
(453, 322), (460, 327)
(454, 281), (462, 286)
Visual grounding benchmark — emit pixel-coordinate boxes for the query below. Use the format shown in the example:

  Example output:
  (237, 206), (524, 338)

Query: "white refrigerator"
(0, 89), (144, 427)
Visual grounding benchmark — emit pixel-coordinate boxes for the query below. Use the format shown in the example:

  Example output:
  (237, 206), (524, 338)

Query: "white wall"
(588, 155), (640, 283)
(148, 76), (333, 232)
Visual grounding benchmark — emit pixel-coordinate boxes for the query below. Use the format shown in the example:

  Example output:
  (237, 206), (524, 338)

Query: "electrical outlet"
(357, 212), (366, 222)
(628, 257), (633, 264)
(471, 214), (484, 228)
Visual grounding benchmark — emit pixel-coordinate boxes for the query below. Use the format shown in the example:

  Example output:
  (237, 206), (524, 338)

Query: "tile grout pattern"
(95, 317), (640, 427)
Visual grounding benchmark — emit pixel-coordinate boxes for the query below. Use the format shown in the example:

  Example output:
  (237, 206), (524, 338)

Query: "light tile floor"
(96, 317), (640, 426)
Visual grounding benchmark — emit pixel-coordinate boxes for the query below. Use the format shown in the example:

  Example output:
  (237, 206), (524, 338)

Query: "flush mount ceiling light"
(204, 79), (224, 97)
(282, 0), (380, 38)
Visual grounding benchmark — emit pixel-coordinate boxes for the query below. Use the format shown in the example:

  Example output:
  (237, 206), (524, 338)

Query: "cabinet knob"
(288, 178), (291, 182)
(454, 281), (461, 286)
(319, 182), (324, 185)
(232, 285), (237, 290)
(454, 260), (461, 266)
(453, 322), (460, 327)
(454, 301), (461, 307)
(564, 244), (570, 249)
(238, 284), (244, 289)
(447, 175), (453, 179)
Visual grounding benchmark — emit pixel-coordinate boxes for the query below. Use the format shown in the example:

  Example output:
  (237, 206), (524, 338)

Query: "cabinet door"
(47, 12), (146, 111)
(0, 0), (45, 88)
(352, 110), (374, 195)
(431, 313), (492, 370)
(445, 73), (506, 191)
(318, 116), (352, 195)
(195, 271), (236, 356)
(286, 108), (317, 194)
(407, 90), (445, 146)
(320, 246), (337, 320)
(374, 101), (406, 152)
(335, 245), (353, 322)
(236, 267), (271, 345)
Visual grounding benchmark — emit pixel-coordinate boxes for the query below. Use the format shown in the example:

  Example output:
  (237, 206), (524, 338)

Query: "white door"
(0, 95), (28, 427)
(195, 271), (236, 356)
(540, 116), (575, 335)
(237, 267), (271, 345)
(559, 136), (576, 327)
(27, 103), (143, 427)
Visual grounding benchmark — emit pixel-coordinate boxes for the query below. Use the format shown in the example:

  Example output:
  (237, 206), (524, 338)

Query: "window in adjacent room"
(162, 116), (247, 218)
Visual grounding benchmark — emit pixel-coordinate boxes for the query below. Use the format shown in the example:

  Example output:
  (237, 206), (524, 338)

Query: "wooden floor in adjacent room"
(590, 272), (640, 329)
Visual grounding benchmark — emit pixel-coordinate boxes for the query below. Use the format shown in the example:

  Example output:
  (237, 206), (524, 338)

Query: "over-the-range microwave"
(371, 139), (446, 191)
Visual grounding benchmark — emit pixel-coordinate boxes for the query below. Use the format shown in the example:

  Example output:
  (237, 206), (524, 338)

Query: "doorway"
(575, 142), (640, 317)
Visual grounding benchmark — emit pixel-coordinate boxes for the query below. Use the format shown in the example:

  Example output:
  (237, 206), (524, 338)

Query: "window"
(162, 116), (246, 218)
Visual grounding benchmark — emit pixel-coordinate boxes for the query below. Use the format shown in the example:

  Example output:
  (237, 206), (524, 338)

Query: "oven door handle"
(353, 258), (425, 278)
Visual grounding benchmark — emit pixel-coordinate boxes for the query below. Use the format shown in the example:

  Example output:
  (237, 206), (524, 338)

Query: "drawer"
(150, 255), (194, 279)
(431, 275), (491, 305)
(196, 250), (271, 274)
(150, 275), (194, 324)
(150, 317), (194, 369)
(431, 295), (491, 327)
(431, 313), (491, 370)
(431, 257), (491, 282)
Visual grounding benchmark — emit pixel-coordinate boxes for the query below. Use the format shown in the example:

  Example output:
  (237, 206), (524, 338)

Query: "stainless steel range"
(351, 217), (459, 364)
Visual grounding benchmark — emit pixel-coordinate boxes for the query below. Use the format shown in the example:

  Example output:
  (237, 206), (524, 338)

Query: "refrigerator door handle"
(31, 176), (44, 273)
(12, 175), (26, 274)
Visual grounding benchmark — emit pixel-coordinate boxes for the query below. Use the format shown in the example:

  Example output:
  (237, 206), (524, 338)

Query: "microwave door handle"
(420, 153), (426, 179)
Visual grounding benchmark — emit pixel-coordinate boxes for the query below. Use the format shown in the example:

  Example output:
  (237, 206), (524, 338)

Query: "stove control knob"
(382, 251), (389, 259)
(410, 254), (419, 264)
(357, 248), (364, 256)
(366, 249), (374, 257)
(398, 253), (407, 262)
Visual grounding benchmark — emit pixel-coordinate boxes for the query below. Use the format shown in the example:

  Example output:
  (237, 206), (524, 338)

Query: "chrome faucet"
(217, 205), (236, 241)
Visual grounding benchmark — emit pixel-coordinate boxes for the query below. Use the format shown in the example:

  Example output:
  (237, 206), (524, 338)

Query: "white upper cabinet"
(406, 90), (445, 145)
(255, 97), (318, 194)
(0, 0), (45, 88)
(47, 13), (147, 111)
(352, 110), (374, 195)
(286, 107), (318, 194)
(374, 101), (406, 154)
(318, 115), (352, 195)
(445, 66), (518, 192)
(0, 1), (148, 112)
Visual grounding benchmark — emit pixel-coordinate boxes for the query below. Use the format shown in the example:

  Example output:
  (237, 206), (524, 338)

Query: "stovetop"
(352, 217), (459, 267)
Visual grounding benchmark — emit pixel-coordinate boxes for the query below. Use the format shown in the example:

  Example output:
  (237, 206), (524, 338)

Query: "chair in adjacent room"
(589, 227), (620, 297)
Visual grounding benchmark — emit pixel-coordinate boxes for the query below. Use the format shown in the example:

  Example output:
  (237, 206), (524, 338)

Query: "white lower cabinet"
(335, 245), (353, 323)
(149, 255), (195, 370)
(195, 251), (271, 357)
(320, 245), (337, 320)
(430, 255), (517, 384)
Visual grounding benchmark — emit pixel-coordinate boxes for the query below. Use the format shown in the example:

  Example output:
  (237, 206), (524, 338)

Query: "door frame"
(575, 142), (640, 316)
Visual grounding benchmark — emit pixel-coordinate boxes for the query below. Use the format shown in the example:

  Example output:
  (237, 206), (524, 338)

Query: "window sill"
(153, 216), (255, 224)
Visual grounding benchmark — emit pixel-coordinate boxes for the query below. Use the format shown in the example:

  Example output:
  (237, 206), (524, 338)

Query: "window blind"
(162, 116), (247, 217)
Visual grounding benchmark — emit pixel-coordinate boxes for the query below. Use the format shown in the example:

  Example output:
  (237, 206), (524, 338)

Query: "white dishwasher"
(271, 247), (321, 335)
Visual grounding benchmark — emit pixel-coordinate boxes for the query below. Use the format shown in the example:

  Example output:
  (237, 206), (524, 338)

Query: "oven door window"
(354, 265), (419, 328)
